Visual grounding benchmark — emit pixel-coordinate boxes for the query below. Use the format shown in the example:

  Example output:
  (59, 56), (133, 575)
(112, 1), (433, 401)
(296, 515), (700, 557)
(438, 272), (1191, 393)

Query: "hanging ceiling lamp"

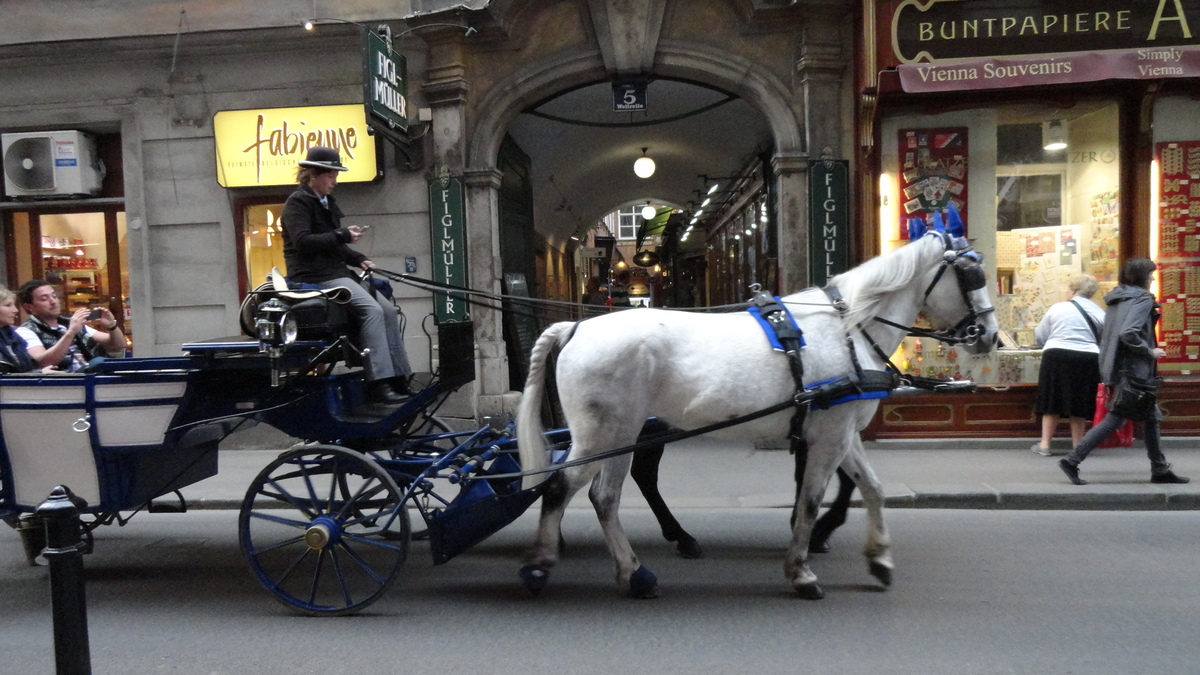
(641, 202), (656, 220)
(1043, 119), (1067, 151)
(633, 147), (655, 178)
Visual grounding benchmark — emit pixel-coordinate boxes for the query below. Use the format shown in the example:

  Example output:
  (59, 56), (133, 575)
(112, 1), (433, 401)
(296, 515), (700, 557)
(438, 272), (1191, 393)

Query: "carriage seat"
(239, 268), (356, 343)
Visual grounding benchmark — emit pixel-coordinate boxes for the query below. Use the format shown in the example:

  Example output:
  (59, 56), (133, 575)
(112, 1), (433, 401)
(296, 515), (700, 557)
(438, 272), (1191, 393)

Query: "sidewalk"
(178, 436), (1200, 512)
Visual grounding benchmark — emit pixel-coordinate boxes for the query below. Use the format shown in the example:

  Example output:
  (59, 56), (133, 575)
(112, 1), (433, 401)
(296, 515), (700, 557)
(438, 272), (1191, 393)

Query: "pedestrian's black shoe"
(1058, 459), (1088, 485)
(367, 380), (407, 405)
(1151, 470), (1190, 484)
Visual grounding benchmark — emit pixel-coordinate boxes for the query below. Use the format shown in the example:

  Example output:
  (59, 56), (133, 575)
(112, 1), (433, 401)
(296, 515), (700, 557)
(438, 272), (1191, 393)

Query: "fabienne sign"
(213, 105), (378, 187)
(898, 46), (1200, 92)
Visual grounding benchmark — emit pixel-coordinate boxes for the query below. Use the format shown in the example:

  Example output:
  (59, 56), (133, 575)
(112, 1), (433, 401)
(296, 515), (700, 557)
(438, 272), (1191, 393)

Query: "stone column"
(462, 168), (518, 420)
(773, 151), (810, 293)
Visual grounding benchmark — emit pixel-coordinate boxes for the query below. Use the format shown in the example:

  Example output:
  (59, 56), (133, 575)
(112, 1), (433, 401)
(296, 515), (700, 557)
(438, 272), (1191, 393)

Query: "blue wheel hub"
(304, 515), (343, 550)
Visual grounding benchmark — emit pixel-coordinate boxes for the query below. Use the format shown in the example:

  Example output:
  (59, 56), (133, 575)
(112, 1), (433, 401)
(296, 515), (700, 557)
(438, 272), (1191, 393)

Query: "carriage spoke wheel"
(238, 444), (409, 616)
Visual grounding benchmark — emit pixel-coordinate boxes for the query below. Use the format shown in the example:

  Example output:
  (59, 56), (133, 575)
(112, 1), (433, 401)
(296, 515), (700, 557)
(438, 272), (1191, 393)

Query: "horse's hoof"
(519, 565), (550, 596)
(676, 537), (704, 559)
(795, 582), (825, 600)
(808, 539), (831, 554)
(629, 565), (659, 599)
(869, 561), (893, 587)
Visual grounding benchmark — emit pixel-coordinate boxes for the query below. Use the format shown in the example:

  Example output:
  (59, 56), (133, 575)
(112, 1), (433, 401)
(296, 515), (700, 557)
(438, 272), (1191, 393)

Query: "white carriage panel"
(0, 384), (87, 405)
(2, 409), (101, 507)
(93, 381), (187, 402)
(95, 405), (178, 446)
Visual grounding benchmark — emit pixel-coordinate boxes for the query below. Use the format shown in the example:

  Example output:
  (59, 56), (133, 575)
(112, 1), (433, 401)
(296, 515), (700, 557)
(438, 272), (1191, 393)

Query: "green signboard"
(808, 159), (851, 288)
(364, 29), (408, 133)
(429, 174), (469, 323)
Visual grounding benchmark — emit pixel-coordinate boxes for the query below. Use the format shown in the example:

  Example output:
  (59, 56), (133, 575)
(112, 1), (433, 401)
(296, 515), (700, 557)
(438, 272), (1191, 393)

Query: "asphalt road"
(3, 508), (1198, 674)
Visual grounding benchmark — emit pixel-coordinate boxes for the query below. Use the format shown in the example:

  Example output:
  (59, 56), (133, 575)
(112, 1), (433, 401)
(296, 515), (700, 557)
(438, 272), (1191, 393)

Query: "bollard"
(36, 485), (92, 675)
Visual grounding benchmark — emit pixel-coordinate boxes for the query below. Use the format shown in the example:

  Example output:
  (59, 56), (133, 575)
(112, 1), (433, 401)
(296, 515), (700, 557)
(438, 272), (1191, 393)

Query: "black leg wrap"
(629, 565), (659, 599)
(519, 565), (551, 596)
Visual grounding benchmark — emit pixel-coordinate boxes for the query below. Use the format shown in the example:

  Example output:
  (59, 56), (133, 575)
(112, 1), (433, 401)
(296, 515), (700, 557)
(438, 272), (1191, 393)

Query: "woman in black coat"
(1059, 258), (1189, 485)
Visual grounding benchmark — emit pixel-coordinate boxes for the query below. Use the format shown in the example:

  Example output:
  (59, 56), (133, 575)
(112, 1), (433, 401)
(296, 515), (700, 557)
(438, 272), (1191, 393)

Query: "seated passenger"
(16, 280), (125, 372)
(281, 146), (413, 405)
(0, 286), (37, 373)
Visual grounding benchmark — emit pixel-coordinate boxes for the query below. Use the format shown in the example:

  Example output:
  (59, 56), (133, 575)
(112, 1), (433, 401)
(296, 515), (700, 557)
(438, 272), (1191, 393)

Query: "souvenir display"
(1155, 141), (1200, 372)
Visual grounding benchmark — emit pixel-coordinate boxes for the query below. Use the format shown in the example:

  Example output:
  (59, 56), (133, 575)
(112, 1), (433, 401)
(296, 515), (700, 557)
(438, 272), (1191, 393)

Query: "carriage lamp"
(255, 299), (298, 349)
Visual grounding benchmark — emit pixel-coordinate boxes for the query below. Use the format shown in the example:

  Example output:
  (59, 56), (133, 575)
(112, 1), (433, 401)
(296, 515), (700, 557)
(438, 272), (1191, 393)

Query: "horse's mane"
(828, 234), (940, 327)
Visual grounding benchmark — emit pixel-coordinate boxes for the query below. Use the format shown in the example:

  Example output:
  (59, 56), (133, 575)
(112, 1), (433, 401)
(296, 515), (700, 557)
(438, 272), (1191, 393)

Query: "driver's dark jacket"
(1097, 284), (1159, 385)
(280, 184), (367, 283)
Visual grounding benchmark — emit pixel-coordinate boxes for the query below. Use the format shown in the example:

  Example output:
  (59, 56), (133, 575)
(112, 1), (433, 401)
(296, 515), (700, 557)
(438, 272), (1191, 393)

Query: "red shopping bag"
(1095, 384), (1134, 448)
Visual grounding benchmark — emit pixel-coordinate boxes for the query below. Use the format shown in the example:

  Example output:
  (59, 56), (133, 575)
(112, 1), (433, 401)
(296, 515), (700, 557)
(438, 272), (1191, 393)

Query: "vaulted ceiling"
(506, 78), (772, 248)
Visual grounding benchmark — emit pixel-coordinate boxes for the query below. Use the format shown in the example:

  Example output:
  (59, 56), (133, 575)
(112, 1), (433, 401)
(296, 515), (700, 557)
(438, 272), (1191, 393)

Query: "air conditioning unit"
(2, 130), (104, 198)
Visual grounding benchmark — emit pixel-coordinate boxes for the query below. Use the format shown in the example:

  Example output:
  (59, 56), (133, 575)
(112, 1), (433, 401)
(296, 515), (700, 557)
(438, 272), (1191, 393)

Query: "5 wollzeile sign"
(213, 105), (380, 187)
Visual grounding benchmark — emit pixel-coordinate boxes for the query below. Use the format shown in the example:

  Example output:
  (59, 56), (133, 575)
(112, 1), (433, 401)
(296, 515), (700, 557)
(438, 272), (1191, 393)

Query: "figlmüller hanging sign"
(428, 170), (470, 324)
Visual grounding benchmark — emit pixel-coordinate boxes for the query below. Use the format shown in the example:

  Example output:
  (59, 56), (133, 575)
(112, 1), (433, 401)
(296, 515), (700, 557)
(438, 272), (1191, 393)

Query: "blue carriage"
(0, 289), (560, 616)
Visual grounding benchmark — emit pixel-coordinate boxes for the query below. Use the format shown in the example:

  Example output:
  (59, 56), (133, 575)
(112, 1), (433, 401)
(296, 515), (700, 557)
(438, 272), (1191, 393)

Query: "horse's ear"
(945, 203), (965, 238)
(931, 210), (946, 233)
(907, 217), (926, 241)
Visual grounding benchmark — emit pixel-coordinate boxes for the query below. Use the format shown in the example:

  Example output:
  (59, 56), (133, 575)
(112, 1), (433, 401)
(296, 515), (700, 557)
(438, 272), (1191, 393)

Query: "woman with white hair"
(1031, 273), (1105, 455)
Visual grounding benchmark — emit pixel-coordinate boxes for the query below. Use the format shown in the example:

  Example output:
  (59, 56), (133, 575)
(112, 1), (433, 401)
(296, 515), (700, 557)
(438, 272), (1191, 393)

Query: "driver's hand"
(346, 226), (365, 243)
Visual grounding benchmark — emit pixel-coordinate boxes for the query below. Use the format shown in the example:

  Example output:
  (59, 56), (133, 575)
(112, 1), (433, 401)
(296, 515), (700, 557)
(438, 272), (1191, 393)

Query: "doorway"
(233, 197), (288, 296)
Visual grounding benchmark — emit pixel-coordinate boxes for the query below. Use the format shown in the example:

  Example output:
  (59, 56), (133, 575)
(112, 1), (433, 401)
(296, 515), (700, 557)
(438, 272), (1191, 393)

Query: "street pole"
(36, 485), (92, 675)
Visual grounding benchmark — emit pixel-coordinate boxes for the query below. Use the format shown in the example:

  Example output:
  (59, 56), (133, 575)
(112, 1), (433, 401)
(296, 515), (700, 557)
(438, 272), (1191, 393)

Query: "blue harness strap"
(747, 299), (805, 352)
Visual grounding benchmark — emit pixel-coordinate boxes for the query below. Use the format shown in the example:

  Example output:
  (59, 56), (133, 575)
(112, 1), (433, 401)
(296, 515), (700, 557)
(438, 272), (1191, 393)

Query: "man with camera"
(15, 279), (124, 372)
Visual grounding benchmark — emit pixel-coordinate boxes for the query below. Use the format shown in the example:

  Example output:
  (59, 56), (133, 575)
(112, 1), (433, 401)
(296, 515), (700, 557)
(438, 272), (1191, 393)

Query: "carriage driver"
(281, 145), (413, 406)
(16, 279), (125, 372)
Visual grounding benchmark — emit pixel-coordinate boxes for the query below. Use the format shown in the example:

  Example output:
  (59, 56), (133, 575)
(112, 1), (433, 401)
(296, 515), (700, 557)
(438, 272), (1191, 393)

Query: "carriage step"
(147, 490), (188, 514)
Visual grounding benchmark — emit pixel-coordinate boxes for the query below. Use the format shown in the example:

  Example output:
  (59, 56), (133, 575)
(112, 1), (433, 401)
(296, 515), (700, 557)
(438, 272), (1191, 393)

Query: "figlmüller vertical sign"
(429, 173), (469, 323)
(364, 29), (408, 132)
(808, 158), (850, 288)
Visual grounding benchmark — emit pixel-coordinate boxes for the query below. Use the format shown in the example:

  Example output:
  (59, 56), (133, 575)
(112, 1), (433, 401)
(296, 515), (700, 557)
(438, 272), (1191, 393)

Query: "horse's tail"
(517, 321), (577, 490)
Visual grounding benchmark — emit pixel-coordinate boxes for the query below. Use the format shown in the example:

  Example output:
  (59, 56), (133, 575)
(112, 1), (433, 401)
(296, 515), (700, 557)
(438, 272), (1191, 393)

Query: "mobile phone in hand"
(87, 308), (103, 320)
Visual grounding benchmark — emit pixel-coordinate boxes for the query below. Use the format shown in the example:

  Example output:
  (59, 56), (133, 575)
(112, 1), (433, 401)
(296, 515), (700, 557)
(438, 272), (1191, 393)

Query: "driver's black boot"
(367, 379), (407, 405)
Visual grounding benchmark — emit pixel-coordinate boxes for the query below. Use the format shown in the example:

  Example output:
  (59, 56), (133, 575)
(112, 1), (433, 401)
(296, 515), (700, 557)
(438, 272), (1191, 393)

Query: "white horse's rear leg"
(588, 455), (658, 598)
(520, 462), (600, 594)
(841, 436), (893, 586)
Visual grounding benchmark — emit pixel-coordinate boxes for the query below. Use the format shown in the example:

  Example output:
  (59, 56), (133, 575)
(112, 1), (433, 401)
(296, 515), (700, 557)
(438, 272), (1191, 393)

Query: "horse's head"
(909, 208), (1000, 354)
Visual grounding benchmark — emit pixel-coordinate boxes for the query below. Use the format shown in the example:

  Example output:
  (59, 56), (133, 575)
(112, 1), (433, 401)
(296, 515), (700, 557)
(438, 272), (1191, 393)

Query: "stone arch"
(466, 44), (802, 171)
(463, 40), (806, 416)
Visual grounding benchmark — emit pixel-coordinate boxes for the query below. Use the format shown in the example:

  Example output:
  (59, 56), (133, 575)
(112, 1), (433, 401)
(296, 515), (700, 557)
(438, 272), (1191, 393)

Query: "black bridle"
(871, 231), (995, 347)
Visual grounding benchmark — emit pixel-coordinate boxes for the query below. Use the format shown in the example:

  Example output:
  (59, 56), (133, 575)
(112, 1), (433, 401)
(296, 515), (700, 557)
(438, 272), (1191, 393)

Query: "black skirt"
(1034, 348), (1101, 419)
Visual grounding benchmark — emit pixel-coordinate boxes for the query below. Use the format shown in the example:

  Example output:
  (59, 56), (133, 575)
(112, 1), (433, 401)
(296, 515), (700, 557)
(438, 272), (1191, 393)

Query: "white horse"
(516, 222), (999, 600)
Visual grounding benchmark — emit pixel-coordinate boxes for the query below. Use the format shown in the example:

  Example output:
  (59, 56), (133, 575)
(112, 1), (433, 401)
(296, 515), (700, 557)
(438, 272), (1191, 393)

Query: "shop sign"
(808, 159), (850, 288)
(365, 29), (408, 133)
(428, 173), (470, 324)
(887, 0), (1200, 66)
(213, 105), (378, 187)
(898, 45), (1200, 92)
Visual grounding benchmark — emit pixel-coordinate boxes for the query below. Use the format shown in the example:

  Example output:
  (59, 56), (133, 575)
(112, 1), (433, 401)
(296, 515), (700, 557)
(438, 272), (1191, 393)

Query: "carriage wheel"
(238, 444), (410, 616)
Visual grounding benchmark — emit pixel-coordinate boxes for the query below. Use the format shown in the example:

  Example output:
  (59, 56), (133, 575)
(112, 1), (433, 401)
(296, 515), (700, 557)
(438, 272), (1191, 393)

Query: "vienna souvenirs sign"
(213, 105), (379, 187)
(429, 173), (470, 323)
(808, 158), (850, 288)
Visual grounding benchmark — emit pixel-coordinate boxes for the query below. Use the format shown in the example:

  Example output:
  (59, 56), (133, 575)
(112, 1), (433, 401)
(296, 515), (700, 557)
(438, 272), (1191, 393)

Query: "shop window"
(880, 101), (1121, 385)
(4, 208), (132, 354)
(1151, 95), (1200, 374)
